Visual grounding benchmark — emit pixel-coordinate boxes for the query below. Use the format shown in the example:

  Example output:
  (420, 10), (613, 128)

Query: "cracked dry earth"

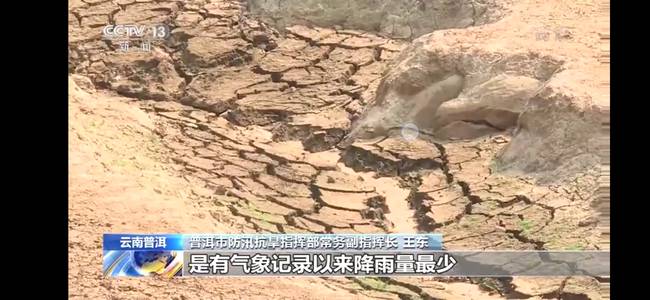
(69, 0), (609, 299)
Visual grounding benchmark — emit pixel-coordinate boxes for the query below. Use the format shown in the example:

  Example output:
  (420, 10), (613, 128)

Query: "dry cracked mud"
(69, 0), (610, 299)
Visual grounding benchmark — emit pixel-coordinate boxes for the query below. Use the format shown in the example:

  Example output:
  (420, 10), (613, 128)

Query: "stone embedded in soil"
(496, 80), (607, 183)
(434, 74), (542, 130)
(368, 23), (607, 183)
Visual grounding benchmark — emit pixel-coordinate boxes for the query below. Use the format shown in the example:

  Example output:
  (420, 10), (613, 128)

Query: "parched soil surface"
(69, 0), (609, 299)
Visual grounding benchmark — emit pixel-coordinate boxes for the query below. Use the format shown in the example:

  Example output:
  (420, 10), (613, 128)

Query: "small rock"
(578, 217), (597, 227)
(555, 27), (573, 39)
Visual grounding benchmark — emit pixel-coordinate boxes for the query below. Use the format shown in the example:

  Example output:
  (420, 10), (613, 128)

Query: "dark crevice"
(457, 181), (483, 215)
(308, 180), (326, 213)
(433, 143), (454, 183)
(285, 31), (319, 47)
(505, 228), (546, 250)
(71, 11), (83, 27)
(374, 47), (383, 62)
(173, 62), (196, 86)
(400, 175), (437, 233)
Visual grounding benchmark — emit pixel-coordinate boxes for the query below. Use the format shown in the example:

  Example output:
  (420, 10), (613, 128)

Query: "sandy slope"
(69, 76), (408, 300)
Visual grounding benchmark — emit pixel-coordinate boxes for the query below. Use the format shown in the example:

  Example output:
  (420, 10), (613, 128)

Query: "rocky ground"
(69, 0), (609, 299)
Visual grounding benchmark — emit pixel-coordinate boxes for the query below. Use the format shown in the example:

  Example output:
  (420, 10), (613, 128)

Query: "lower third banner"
(102, 234), (610, 277)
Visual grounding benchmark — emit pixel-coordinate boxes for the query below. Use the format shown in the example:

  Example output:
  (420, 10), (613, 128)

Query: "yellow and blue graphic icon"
(103, 234), (185, 277)
(103, 250), (183, 277)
